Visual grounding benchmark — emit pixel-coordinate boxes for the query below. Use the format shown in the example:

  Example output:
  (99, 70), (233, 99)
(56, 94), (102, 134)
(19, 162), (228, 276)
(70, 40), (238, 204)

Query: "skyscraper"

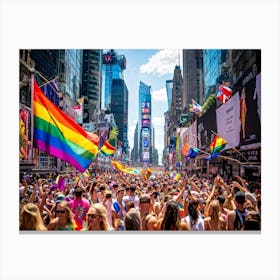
(102, 49), (126, 110)
(81, 50), (102, 122)
(166, 79), (173, 111)
(111, 78), (129, 157)
(182, 49), (204, 110)
(138, 81), (152, 164)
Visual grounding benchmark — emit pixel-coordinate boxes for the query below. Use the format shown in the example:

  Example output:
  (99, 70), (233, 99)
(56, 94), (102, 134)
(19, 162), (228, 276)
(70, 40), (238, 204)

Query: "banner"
(181, 121), (197, 148)
(239, 73), (261, 147)
(216, 92), (241, 149)
(197, 105), (217, 150)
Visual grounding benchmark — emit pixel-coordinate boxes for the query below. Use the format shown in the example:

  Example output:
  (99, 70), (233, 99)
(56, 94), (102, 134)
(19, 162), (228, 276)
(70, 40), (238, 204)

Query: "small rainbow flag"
(209, 135), (227, 155)
(100, 141), (116, 156)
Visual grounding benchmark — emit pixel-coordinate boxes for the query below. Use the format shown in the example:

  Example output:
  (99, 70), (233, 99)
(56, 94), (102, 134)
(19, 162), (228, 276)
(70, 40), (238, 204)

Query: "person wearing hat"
(227, 191), (249, 230)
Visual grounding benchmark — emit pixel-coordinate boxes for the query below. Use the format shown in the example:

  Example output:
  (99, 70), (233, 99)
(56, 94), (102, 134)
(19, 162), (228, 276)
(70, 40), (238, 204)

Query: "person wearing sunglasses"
(47, 200), (77, 230)
(83, 204), (113, 231)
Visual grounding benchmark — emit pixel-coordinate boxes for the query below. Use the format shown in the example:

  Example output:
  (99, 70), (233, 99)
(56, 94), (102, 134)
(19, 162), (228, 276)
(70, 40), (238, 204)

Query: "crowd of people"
(19, 165), (261, 231)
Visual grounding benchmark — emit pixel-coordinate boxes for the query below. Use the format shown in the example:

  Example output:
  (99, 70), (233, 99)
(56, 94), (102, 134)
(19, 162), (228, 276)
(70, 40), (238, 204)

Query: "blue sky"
(114, 49), (182, 162)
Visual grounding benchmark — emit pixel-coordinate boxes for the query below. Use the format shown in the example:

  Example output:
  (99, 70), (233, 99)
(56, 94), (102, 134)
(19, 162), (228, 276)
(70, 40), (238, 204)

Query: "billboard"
(142, 114), (150, 120)
(142, 128), (150, 137)
(142, 108), (150, 114)
(102, 53), (116, 64)
(216, 92), (241, 149)
(181, 121), (197, 148)
(143, 152), (150, 159)
(143, 138), (149, 147)
(142, 119), (150, 127)
(197, 105), (217, 150)
(239, 73), (261, 147)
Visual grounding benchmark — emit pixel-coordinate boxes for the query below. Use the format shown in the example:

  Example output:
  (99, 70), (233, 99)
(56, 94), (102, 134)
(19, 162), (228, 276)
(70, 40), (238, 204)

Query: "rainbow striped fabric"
(209, 136), (227, 155)
(33, 81), (98, 172)
(100, 141), (116, 156)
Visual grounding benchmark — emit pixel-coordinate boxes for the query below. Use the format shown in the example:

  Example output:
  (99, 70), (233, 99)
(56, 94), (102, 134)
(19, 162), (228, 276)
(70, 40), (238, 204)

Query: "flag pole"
(29, 70), (35, 162)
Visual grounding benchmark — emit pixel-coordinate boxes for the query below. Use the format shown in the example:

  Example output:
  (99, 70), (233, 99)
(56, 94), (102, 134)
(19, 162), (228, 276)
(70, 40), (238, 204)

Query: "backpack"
(234, 209), (248, 230)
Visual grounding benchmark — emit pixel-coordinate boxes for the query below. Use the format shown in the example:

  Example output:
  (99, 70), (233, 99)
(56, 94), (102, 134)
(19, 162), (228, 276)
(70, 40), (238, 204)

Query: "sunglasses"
(87, 213), (98, 219)
(56, 210), (66, 214)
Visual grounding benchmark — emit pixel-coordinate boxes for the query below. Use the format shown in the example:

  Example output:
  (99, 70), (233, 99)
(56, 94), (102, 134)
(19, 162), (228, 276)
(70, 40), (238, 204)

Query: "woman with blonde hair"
(83, 203), (113, 231)
(204, 199), (226, 230)
(20, 203), (47, 231)
(47, 200), (76, 230)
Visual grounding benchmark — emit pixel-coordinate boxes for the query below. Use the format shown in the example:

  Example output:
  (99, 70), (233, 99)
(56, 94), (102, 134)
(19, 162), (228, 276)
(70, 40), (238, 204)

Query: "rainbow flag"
(33, 81), (98, 172)
(173, 173), (181, 181)
(111, 160), (140, 175)
(181, 143), (190, 157)
(100, 141), (116, 156)
(209, 136), (227, 155)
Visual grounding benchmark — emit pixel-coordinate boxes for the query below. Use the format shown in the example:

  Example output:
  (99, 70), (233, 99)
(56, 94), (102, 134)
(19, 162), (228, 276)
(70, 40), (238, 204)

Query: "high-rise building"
(111, 78), (129, 156)
(138, 81), (152, 164)
(170, 65), (184, 127)
(166, 79), (173, 111)
(131, 122), (139, 164)
(182, 50), (204, 110)
(81, 50), (102, 122)
(203, 49), (228, 99)
(57, 49), (83, 123)
(102, 49), (126, 110)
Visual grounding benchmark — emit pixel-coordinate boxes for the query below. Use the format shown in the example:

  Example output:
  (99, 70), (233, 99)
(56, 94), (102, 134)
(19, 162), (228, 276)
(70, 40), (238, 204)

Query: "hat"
(56, 194), (65, 204)
(235, 191), (245, 204)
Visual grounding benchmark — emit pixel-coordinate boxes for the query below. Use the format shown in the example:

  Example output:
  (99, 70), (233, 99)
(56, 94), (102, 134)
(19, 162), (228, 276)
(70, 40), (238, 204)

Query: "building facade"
(138, 81), (152, 164)
(102, 49), (126, 110)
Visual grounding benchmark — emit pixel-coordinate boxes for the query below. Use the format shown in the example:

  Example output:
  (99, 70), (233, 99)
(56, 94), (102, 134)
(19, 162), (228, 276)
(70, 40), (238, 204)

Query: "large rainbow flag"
(33, 81), (98, 172)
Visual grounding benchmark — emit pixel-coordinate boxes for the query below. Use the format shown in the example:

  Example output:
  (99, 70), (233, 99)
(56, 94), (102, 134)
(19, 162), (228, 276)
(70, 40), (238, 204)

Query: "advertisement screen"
(142, 119), (150, 127)
(142, 102), (150, 108)
(197, 105), (217, 150)
(239, 73), (261, 147)
(143, 152), (150, 159)
(181, 121), (197, 148)
(142, 128), (150, 137)
(142, 114), (150, 120)
(216, 92), (241, 149)
(142, 108), (150, 114)
(143, 138), (149, 147)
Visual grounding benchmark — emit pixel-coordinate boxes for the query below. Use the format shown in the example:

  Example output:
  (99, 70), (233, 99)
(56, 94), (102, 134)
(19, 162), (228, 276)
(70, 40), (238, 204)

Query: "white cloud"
(140, 49), (180, 76)
(152, 116), (164, 127)
(152, 88), (167, 102)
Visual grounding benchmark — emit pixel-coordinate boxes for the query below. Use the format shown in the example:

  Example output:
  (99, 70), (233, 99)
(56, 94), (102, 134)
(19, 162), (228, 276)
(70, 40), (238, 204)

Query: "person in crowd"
(69, 186), (90, 230)
(123, 185), (140, 209)
(112, 187), (126, 230)
(47, 200), (76, 230)
(83, 204), (113, 231)
(157, 200), (189, 231)
(243, 210), (261, 230)
(20, 202), (47, 231)
(182, 198), (204, 231)
(124, 208), (141, 230)
(139, 194), (158, 230)
(227, 191), (249, 230)
(204, 199), (226, 230)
